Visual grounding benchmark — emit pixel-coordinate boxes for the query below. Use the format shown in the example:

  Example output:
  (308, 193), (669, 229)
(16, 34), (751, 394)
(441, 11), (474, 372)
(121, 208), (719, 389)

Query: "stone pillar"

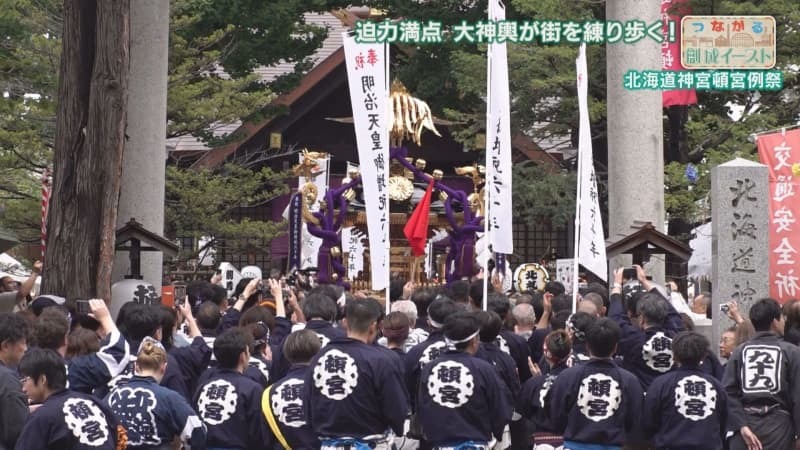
(711, 158), (770, 358)
(606, 1), (665, 282)
(112, 0), (170, 289)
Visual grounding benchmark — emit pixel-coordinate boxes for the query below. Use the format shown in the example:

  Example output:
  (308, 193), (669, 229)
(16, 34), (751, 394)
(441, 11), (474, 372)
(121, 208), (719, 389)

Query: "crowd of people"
(0, 263), (798, 450)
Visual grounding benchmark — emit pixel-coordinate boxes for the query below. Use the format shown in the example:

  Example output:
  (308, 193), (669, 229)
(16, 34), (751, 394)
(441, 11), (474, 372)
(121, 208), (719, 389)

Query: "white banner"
(343, 34), (390, 290)
(575, 44), (607, 282)
(342, 226), (365, 278)
(485, 0), (514, 255)
(298, 154), (330, 269)
(425, 241), (434, 280)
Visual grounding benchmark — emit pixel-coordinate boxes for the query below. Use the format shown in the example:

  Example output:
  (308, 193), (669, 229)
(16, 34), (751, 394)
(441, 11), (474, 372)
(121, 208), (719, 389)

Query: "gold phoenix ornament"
(390, 80), (441, 147)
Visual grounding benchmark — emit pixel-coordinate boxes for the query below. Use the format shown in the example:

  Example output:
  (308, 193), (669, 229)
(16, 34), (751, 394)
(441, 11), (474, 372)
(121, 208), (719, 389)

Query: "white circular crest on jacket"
(576, 373), (621, 422)
(427, 360), (474, 408)
(675, 375), (716, 421)
(197, 379), (238, 425)
(313, 349), (359, 400)
(642, 331), (673, 373)
(272, 378), (306, 428)
(62, 397), (110, 447)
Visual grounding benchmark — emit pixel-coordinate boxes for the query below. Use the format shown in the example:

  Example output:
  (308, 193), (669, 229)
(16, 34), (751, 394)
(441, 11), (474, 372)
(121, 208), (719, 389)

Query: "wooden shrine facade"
(171, 11), (572, 283)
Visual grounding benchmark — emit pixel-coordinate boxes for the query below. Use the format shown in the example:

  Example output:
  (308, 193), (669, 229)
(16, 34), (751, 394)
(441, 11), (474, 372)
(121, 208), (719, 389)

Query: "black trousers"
(729, 408), (795, 450)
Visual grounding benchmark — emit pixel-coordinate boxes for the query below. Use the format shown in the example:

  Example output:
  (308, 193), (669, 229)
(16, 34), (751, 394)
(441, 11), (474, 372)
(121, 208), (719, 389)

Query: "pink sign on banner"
(662, 0), (697, 107)
(757, 129), (800, 302)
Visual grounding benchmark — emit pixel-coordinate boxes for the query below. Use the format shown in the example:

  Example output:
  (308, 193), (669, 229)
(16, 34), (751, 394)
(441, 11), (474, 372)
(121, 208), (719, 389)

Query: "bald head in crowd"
(512, 303), (536, 334)
(578, 300), (599, 317)
(582, 292), (605, 316)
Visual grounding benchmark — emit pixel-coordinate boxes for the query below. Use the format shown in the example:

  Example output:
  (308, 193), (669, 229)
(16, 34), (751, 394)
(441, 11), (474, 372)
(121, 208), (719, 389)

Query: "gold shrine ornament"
(390, 80), (441, 147)
(388, 176), (415, 201)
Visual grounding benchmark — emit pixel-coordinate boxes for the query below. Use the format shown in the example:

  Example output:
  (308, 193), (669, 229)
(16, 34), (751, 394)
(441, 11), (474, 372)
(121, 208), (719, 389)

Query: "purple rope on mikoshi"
(306, 176), (363, 288)
(390, 147), (483, 283)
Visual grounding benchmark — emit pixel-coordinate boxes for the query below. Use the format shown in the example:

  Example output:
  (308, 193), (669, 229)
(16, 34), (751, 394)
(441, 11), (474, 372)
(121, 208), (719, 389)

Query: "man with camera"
(687, 292), (713, 326)
(609, 265), (685, 389)
(0, 260), (41, 313)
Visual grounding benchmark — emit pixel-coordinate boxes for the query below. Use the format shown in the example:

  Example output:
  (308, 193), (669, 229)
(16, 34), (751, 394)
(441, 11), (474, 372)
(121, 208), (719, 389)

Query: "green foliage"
(179, 0), (351, 77)
(0, 0), (59, 243)
(371, 0), (799, 231)
(512, 163), (577, 225)
(164, 164), (289, 261)
(1, 0), (351, 248)
(662, 0), (800, 226)
(167, 1), (276, 142)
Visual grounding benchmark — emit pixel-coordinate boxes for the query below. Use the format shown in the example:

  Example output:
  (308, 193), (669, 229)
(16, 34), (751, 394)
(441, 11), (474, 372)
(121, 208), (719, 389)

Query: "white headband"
(428, 318), (444, 329)
(445, 330), (480, 346)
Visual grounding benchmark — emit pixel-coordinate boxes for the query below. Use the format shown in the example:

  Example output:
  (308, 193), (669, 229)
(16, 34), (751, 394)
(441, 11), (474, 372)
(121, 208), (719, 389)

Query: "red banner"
(757, 128), (800, 302)
(662, 0), (697, 107)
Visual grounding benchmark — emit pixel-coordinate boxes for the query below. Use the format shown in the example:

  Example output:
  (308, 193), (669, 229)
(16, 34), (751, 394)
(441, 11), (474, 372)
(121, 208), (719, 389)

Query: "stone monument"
(711, 158), (770, 357)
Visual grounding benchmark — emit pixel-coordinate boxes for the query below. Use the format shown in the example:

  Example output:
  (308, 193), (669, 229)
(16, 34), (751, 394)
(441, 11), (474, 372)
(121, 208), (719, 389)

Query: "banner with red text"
(662, 0), (697, 107)
(343, 33), (390, 291)
(757, 128), (800, 301)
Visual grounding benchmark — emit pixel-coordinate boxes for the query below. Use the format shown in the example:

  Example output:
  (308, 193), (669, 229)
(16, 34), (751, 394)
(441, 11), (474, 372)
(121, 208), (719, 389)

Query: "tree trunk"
(43, 0), (130, 301)
(666, 105), (689, 164)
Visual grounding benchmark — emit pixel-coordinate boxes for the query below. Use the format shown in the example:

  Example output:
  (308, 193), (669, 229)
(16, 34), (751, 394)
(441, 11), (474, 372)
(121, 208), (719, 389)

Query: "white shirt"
(669, 292), (693, 315)
(687, 311), (712, 326)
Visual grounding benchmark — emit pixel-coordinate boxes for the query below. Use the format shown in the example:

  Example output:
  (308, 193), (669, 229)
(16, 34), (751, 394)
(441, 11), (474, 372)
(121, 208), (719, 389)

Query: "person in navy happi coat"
(608, 267), (685, 389)
(488, 293), (533, 383)
(305, 298), (409, 449)
(193, 328), (273, 450)
(243, 320), (272, 388)
(518, 330), (573, 449)
(418, 311), (514, 448)
(723, 298), (800, 450)
(643, 332), (727, 450)
(261, 329), (322, 450)
(405, 298), (463, 411)
(548, 318), (644, 450)
(538, 312), (594, 376)
(476, 310), (520, 396)
(162, 302), (213, 401)
(271, 292), (344, 382)
(107, 337), (206, 450)
(56, 300), (132, 395)
(97, 302), (165, 398)
(16, 349), (118, 450)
